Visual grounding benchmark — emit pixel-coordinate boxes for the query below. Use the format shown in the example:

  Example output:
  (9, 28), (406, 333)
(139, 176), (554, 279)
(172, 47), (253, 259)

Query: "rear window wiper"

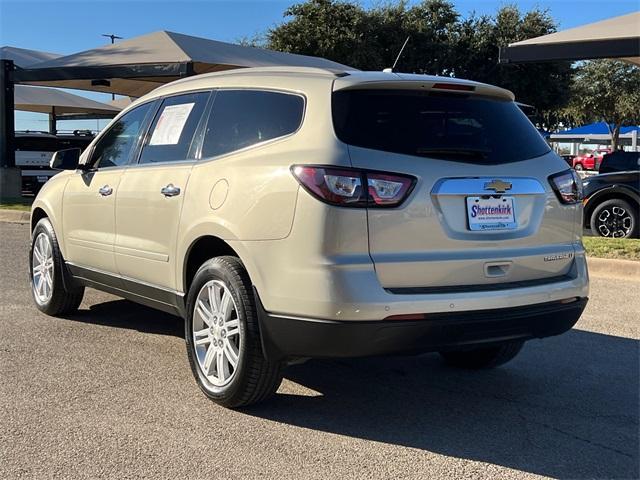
(415, 147), (490, 159)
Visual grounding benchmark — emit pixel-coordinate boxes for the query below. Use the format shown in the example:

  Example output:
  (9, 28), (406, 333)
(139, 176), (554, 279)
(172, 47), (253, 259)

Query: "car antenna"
(383, 36), (410, 73)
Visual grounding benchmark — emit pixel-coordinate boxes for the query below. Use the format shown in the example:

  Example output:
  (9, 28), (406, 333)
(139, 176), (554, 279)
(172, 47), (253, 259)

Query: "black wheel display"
(440, 341), (524, 369)
(589, 198), (638, 238)
(29, 218), (84, 316)
(185, 256), (283, 408)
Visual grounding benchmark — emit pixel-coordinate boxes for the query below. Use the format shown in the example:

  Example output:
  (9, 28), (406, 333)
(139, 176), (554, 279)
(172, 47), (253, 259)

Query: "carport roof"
(556, 122), (640, 136)
(499, 12), (640, 65)
(0, 45), (61, 68)
(14, 31), (353, 97)
(15, 84), (121, 116)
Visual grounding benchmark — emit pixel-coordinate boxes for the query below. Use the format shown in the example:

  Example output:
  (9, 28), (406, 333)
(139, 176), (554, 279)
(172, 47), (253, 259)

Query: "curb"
(0, 209), (30, 224)
(587, 257), (640, 280)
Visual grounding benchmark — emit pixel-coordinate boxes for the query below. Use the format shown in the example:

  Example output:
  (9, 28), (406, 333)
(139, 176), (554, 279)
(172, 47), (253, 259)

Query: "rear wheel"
(574, 163), (583, 171)
(30, 218), (84, 316)
(590, 198), (638, 238)
(185, 256), (283, 408)
(440, 341), (524, 369)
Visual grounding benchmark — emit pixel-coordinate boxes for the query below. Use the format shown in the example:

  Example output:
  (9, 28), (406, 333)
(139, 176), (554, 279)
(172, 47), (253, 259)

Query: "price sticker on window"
(149, 103), (195, 145)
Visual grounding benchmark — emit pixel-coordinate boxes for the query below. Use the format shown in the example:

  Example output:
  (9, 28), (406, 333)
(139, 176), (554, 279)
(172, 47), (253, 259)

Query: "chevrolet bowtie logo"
(484, 179), (512, 194)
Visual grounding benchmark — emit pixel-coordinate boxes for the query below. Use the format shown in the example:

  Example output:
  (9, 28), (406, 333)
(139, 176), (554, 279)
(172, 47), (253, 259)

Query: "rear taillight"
(549, 169), (583, 204)
(291, 165), (416, 208)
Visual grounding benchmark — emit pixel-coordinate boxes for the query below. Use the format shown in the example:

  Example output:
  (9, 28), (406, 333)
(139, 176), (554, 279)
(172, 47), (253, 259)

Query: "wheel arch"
(182, 235), (240, 295)
(584, 187), (640, 228)
(31, 206), (48, 233)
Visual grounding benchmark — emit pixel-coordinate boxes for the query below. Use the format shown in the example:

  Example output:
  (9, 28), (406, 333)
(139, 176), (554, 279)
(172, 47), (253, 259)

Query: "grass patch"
(583, 236), (640, 261)
(0, 197), (32, 212)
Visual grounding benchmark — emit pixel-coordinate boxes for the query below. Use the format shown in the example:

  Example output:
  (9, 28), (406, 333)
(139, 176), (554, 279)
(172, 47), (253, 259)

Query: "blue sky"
(1, 0), (638, 131)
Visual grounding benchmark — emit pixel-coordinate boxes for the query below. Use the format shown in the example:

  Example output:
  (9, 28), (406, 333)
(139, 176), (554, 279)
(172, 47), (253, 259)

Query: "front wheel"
(573, 163), (583, 171)
(185, 256), (283, 408)
(440, 341), (524, 369)
(30, 218), (84, 315)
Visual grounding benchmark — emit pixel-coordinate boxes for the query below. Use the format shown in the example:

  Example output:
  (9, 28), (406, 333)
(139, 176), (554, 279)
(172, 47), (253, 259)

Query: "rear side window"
(600, 152), (640, 173)
(139, 91), (210, 164)
(332, 90), (550, 164)
(201, 90), (304, 159)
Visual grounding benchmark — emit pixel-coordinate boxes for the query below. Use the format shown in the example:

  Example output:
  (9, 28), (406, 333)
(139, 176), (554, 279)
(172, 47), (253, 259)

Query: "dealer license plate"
(466, 196), (517, 231)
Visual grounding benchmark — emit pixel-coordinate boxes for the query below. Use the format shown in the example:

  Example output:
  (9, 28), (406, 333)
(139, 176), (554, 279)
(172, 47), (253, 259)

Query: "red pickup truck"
(572, 148), (611, 171)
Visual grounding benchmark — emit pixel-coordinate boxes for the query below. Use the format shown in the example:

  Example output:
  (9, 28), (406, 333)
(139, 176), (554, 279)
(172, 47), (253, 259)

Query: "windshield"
(332, 90), (550, 164)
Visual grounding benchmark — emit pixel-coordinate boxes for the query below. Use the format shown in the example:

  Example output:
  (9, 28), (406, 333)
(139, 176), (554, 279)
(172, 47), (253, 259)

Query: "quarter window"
(92, 102), (153, 169)
(139, 92), (210, 164)
(201, 90), (304, 159)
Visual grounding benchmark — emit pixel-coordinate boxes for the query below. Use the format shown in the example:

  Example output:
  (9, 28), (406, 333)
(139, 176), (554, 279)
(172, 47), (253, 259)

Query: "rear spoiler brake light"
(431, 83), (475, 92)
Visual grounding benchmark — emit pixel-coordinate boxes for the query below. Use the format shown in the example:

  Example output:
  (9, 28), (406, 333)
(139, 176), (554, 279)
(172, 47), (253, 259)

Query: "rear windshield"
(332, 90), (550, 164)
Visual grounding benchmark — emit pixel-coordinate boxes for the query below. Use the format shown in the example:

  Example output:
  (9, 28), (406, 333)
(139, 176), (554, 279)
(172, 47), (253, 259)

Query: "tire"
(185, 256), (283, 408)
(29, 218), (84, 316)
(574, 163), (583, 171)
(589, 198), (638, 238)
(440, 341), (524, 369)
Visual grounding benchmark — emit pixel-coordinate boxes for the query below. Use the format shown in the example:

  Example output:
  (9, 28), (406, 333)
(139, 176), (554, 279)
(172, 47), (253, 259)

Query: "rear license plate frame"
(466, 196), (517, 231)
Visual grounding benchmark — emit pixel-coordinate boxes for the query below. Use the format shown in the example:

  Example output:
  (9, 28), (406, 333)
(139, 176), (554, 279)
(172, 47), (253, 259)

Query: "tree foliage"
(265, 0), (573, 128)
(565, 60), (640, 150)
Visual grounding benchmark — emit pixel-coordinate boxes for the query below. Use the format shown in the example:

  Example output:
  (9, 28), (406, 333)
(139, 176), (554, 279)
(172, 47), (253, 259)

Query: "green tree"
(266, 0), (367, 66)
(566, 60), (640, 150)
(448, 5), (573, 129)
(265, 0), (573, 129)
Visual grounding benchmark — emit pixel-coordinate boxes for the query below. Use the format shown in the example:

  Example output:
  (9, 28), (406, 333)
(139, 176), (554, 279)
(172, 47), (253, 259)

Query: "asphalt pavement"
(1, 222), (638, 479)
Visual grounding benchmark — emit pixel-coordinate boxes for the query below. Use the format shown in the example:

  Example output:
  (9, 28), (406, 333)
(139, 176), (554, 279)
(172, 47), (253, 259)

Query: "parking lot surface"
(1, 222), (638, 479)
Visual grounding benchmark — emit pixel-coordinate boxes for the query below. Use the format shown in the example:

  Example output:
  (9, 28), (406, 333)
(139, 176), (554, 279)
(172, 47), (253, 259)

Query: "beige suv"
(30, 67), (589, 407)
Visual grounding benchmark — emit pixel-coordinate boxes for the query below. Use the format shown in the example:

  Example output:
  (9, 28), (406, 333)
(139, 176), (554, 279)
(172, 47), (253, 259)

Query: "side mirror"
(50, 148), (81, 170)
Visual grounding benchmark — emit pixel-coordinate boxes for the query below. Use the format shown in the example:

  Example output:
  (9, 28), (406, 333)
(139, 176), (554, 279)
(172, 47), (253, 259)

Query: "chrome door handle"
(161, 184), (181, 197)
(99, 185), (113, 196)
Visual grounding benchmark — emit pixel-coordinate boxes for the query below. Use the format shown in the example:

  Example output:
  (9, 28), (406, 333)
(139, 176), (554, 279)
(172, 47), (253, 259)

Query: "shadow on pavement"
(63, 300), (638, 478)
(249, 330), (639, 479)
(63, 299), (183, 337)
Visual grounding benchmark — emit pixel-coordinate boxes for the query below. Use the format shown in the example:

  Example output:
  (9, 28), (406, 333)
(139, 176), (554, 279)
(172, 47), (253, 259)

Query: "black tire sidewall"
(590, 198), (638, 238)
(185, 258), (253, 402)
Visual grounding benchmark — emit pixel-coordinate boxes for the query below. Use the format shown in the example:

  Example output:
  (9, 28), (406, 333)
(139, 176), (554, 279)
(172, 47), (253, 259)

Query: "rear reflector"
(432, 82), (475, 92)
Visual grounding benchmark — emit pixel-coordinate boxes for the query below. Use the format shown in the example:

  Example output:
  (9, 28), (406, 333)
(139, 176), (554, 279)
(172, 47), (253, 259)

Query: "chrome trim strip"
(432, 177), (546, 196)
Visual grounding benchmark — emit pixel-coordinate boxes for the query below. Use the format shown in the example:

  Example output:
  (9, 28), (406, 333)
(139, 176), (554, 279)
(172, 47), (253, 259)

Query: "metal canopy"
(14, 30), (353, 97)
(0, 46), (61, 68)
(15, 84), (120, 116)
(499, 12), (640, 65)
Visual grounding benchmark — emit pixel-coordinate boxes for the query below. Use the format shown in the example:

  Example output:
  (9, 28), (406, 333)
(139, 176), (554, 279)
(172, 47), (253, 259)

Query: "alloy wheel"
(192, 280), (241, 387)
(32, 232), (54, 304)
(596, 206), (633, 238)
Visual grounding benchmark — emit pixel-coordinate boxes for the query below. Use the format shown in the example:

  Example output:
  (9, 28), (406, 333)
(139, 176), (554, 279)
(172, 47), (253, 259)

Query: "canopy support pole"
(0, 59), (21, 199)
(49, 106), (57, 135)
(0, 59), (16, 168)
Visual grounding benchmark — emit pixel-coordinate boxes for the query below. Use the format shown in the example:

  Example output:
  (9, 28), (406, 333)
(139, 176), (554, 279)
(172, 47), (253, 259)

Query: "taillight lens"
(549, 169), (583, 204)
(291, 165), (415, 208)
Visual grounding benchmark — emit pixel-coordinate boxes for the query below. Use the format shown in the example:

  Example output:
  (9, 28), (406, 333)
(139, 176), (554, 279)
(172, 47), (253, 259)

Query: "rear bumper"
(256, 294), (588, 360)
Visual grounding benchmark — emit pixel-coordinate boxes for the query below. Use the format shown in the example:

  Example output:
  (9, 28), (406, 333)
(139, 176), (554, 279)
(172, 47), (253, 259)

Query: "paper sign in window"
(149, 103), (195, 145)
